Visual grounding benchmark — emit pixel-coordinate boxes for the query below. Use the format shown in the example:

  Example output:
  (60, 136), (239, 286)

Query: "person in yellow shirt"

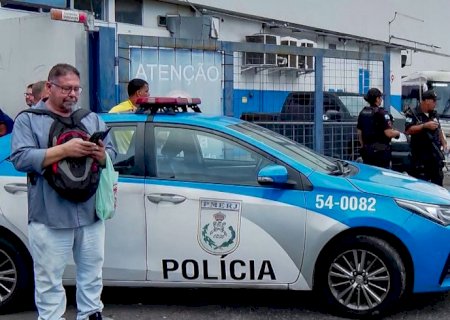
(109, 78), (149, 113)
(109, 79), (149, 152)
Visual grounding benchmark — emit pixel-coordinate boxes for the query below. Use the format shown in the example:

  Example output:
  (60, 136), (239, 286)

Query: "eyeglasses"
(50, 82), (83, 95)
(24, 93), (33, 97)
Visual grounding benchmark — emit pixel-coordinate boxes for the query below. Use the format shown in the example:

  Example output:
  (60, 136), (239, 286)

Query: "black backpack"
(20, 108), (101, 202)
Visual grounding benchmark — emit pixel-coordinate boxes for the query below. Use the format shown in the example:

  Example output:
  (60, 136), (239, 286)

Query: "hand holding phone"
(89, 127), (111, 144)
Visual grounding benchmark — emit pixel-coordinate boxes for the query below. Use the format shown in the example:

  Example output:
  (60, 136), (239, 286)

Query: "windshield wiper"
(329, 161), (343, 175)
(329, 159), (350, 176)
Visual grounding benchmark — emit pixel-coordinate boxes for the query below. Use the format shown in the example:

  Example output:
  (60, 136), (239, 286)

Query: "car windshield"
(337, 95), (366, 117)
(233, 122), (339, 174)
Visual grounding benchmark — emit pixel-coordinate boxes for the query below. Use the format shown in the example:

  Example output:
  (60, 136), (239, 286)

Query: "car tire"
(0, 237), (33, 314)
(315, 235), (406, 318)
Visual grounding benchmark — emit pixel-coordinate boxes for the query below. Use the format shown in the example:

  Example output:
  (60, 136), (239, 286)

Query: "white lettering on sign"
(315, 194), (377, 212)
(134, 63), (220, 85)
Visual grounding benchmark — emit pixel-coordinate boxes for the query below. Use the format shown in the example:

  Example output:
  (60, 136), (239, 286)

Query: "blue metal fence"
(101, 34), (389, 159)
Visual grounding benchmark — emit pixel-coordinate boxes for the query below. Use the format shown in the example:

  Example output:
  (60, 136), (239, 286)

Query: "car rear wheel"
(0, 238), (33, 314)
(316, 235), (406, 318)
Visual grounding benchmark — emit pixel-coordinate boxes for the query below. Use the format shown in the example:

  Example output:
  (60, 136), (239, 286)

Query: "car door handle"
(147, 193), (186, 204)
(4, 183), (28, 194)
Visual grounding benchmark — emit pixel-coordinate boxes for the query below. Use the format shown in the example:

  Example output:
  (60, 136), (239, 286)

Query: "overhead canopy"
(402, 71), (450, 85)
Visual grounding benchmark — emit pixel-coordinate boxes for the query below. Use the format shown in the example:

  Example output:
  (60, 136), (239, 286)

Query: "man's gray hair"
(48, 63), (80, 81)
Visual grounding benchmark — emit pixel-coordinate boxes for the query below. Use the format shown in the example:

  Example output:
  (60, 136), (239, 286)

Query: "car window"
(286, 93), (311, 107)
(154, 126), (275, 185)
(234, 122), (337, 173)
(281, 93), (314, 121)
(324, 96), (339, 112)
(337, 95), (366, 117)
(109, 125), (138, 176)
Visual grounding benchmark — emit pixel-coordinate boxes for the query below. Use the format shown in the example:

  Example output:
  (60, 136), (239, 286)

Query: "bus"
(402, 71), (450, 136)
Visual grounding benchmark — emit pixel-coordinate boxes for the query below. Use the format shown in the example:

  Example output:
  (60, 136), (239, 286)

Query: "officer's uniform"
(357, 106), (394, 168)
(405, 107), (444, 185)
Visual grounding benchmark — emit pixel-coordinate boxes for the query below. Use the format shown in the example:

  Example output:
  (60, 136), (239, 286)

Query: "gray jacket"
(10, 101), (116, 228)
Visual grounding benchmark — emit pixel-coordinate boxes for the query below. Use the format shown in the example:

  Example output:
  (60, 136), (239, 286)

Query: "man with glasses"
(11, 63), (115, 320)
(24, 83), (34, 107)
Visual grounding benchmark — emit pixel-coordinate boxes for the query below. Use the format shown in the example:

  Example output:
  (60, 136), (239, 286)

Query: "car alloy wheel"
(316, 235), (406, 317)
(328, 248), (390, 311)
(0, 238), (33, 314)
(0, 247), (18, 304)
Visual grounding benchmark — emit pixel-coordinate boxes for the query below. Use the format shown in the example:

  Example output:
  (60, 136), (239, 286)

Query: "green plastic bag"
(95, 153), (119, 220)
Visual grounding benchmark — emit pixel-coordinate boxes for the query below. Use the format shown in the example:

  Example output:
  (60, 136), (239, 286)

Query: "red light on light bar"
(50, 8), (87, 23)
(149, 97), (179, 104)
(187, 98), (201, 105)
(135, 97), (149, 104)
(136, 97), (201, 105)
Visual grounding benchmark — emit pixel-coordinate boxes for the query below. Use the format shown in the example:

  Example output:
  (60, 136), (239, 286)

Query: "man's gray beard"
(62, 101), (77, 111)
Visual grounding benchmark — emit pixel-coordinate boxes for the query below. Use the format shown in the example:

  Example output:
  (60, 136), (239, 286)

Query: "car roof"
(333, 92), (363, 97)
(100, 111), (243, 130)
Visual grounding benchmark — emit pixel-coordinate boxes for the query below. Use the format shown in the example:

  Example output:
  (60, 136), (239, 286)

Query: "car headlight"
(396, 199), (450, 226)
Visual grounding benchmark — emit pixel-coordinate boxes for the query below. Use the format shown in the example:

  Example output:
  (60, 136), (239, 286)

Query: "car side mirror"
(257, 164), (290, 186)
(323, 109), (342, 121)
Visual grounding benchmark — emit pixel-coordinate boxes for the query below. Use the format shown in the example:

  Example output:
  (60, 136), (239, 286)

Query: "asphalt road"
(1, 287), (449, 320)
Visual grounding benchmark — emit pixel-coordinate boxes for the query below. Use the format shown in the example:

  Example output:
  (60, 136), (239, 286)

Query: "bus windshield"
(401, 71), (450, 118)
(428, 82), (450, 117)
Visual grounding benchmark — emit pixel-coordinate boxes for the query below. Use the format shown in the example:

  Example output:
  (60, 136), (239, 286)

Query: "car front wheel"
(316, 235), (406, 318)
(0, 238), (33, 314)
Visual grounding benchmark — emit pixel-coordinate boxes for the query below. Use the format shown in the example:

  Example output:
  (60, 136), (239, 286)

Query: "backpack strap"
(69, 108), (91, 131)
(18, 108), (91, 119)
(18, 108), (92, 128)
(17, 108), (56, 120)
(17, 110), (56, 186)
(71, 108), (91, 122)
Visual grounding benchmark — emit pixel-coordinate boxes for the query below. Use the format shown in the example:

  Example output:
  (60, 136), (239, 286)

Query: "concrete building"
(0, 0), (449, 117)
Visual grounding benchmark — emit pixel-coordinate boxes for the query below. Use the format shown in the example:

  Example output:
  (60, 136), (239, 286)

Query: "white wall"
(179, 0), (450, 74)
(0, 11), (89, 117)
(139, 1), (394, 94)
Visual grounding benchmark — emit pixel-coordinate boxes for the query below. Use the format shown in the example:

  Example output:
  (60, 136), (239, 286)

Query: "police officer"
(357, 88), (401, 169)
(405, 89), (447, 186)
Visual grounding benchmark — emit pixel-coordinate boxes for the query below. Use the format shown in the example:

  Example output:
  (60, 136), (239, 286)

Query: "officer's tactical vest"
(359, 106), (379, 145)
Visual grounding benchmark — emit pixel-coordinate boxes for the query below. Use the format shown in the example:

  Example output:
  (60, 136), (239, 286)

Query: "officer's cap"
(422, 90), (439, 101)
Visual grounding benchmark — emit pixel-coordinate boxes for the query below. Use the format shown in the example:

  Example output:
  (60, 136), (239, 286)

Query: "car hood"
(347, 162), (450, 204)
(0, 134), (11, 162)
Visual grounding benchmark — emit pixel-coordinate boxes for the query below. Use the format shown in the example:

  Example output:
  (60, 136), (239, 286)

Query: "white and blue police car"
(0, 97), (450, 318)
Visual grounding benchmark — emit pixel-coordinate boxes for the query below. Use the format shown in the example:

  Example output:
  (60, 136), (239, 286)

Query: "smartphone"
(89, 127), (111, 144)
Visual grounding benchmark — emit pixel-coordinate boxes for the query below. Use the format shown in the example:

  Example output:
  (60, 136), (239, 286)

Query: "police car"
(1, 97), (450, 318)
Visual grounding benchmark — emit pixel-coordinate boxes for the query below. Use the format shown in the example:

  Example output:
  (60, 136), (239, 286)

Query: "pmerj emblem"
(198, 199), (241, 255)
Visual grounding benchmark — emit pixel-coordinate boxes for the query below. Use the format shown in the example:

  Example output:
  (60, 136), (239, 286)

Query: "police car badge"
(198, 199), (241, 255)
